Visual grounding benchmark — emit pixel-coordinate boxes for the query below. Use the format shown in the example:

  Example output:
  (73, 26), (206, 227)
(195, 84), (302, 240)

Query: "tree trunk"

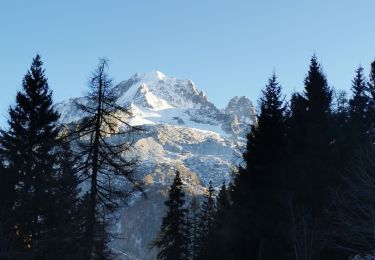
(84, 76), (103, 260)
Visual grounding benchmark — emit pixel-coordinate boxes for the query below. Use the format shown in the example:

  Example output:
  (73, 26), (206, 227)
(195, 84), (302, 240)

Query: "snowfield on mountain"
(56, 71), (256, 259)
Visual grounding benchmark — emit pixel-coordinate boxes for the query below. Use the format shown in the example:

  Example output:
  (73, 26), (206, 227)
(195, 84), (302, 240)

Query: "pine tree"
(367, 59), (375, 125)
(200, 74), (288, 260)
(70, 59), (143, 259)
(214, 182), (230, 225)
(303, 55), (332, 122)
(197, 181), (216, 258)
(152, 171), (188, 260)
(188, 196), (200, 260)
(0, 148), (18, 259)
(42, 141), (85, 259)
(368, 60), (375, 101)
(288, 55), (334, 209)
(287, 56), (347, 259)
(349, 66), (370, 144)
(0, 157), (16, 259)
(0, 55), (60, 258)
(201, 182), (232, 260)
(230, 73), (288, 260)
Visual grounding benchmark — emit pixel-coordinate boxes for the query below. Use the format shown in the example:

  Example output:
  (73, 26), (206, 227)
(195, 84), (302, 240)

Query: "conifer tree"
(197, 181), (216, 258)
(368, 60), (375, 100)
(0, 55), (60, 258)
(287, 56), (348, 260)
(367, 59), (375, 124)
(188, 196), (200, 260)
(71, 59), (143, 259)
(42, 141), (85, 259)
(229, 73), (288, 259)
(199, 73), (288, 260)
(333, 90), (349, 132)
(0, 148), (18, 258)
(288, 55), (334, 210)
(0, 158), (16, 259)
(152, 171), (188, 260)
(201, 182), (232, 260)
(214, 182), (230, 225)
(303, 55), (332, 122)
(349, 66), (370, 144)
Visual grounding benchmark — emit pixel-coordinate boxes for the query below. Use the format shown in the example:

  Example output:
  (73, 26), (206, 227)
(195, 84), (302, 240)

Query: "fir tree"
(42, 141), (85, 259)
(201, 182), (232, 260)
(288, 55), (334, 210)
(230, 73), (288, 259)
(367, 59), (375, 125)
(287, 56), (347, 259)
(188, 196), (200, 260)
(0, 148), (18, 259)
(214, 182), (230, 225)
(368, 60), (375, 101)
(152, 171), (188, 260)
(303, 55), (332, 122)
(349, 66), (370, 144)
(0, 55), (60, 258)
(199, 181), (216, 236)
(197, 181), (216, 258)
(0, 158), (16, 259)
(198, 73), (288, 260)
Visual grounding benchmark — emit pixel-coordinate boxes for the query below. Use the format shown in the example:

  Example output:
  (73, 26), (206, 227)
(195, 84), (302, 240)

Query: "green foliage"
(0, 55), (60, 258)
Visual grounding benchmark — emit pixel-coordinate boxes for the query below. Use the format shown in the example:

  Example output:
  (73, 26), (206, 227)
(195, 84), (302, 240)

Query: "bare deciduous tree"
(288, 198), (323, 260)
(332, 147), (375, 257)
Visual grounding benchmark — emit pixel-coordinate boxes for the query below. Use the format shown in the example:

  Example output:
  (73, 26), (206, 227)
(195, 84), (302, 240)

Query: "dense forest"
(153, 56), (375, 260)
(1, 54), (375, 260)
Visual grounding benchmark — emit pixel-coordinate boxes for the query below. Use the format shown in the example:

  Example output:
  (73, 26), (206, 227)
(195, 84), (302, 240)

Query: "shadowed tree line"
(154, 56), (375, 260)
(2, 54), (375, 260)
(0, 56), (142, 260)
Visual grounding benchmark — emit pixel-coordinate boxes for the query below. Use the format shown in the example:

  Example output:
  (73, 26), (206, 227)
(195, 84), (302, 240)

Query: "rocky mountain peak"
(55, 71), (256, 259)
(116, 71), (214, 110)
(225, 96), (255, 124)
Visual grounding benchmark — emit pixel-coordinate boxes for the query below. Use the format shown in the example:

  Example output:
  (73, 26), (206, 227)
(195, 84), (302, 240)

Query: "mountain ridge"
(56, 71), (255, 259)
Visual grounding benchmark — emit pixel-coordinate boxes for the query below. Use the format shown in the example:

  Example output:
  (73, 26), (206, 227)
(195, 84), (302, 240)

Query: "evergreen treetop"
(303, 55), (332, 121)
(153, 171), (188, 260)
(349, 66), (368, 117)
(0, 55), (60, 258)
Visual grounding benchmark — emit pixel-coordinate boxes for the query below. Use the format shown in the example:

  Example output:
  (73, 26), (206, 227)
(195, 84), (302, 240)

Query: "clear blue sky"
(1, 0), (375, 126)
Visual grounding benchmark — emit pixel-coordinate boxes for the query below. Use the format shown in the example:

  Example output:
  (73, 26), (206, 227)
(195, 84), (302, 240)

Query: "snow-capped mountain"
(56, 71), (255, 259)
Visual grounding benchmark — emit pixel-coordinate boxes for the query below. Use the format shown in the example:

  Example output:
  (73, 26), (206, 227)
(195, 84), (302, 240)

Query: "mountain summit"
(116, 70), (209, 109)
(56, 71), (255, 259)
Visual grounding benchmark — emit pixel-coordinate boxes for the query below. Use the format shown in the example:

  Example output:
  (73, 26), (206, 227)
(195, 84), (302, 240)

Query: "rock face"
(56, 71), (255, 259)
(222, 96), (256, 137)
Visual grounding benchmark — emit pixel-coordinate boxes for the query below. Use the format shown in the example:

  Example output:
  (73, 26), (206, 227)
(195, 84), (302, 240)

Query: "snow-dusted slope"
(56, 71), (255, 260)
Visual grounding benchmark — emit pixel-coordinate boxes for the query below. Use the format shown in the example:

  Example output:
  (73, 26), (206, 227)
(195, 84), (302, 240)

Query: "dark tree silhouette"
(152, 171), (188, 260)
(188, 196), (200, 260)
(201, 181), (232, 260)
(367, 59), (375, 126)
(71, 59), (143, 259)
(0, 55), (60, 259)
(286, 56), (350, 260)
(288, 55), (334, 210)
(231, 73), (288, 260)
(42, 141), (85, 259)
(197, 181), (216, 258)
(348, 66), (370, 145)
(333, 147), (375, 256)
